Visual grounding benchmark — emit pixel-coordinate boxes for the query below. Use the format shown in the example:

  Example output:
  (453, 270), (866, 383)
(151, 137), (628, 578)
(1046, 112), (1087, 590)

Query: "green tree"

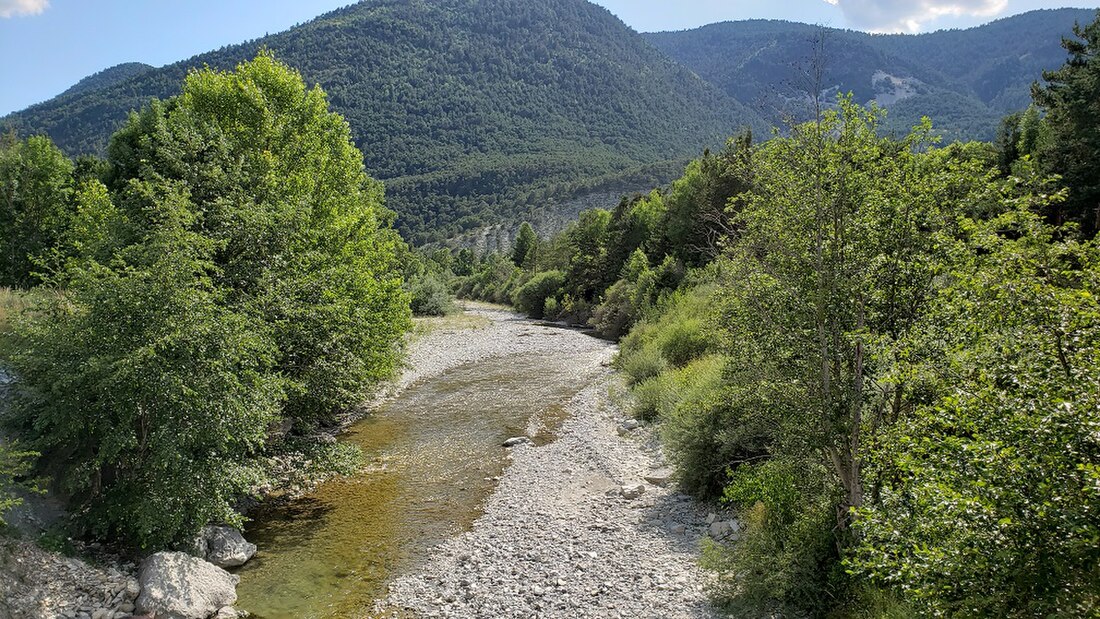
(566, 209), (612, 302)
(105, 52), (410, 425)
(0, 135), (74, 287)
(5, 53), (410, 548)
(7, 186), (283, 548)
(512, 222), (539, 270)
(852, 204), (1100, 617)
(1033, 10), (1100, 235)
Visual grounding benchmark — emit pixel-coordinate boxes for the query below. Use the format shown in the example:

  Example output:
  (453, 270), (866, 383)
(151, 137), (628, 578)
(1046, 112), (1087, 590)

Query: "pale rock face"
(202, 526), (257, 569)
(136, 552), (239, 619)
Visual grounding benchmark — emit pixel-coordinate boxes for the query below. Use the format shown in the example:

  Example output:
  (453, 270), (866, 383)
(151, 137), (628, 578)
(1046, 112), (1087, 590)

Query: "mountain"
(0, 0), (761, 244)
(55, 62), (155, 99)
(645, 8), (1099, 141)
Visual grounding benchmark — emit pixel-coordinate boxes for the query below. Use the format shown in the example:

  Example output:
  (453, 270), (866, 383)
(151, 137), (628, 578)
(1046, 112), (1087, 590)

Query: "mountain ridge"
(644, 7), (1099, 140)
(2, 0), (761, 243)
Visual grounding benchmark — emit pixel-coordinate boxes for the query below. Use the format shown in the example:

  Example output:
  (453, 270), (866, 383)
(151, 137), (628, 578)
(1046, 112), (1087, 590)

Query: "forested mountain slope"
(0, 0), (761, 243)
(645, 8), (1099, 140)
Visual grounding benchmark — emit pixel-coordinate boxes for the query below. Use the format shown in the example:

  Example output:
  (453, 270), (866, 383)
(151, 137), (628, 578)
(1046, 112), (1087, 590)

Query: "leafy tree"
(7, 193), (283, 548)
(105, 52), (410, 426)
(1033, 10), (1100, 235)
(0, 442), (37, 526)
(852, 204), (1100, 617)
(512, 222), (539, 270)
(566, 209), (612, 302)
(0, 135), (74, 287)
(4, 54), (410, 548)
(662, 131), (753, 266)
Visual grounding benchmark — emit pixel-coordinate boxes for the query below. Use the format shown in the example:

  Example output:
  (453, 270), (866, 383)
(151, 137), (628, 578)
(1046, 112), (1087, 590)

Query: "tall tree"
(5, 53), (410, 548)
(0, 135), (74, 287)
(511, 222), (539, 270)
(1033, 10), (1100, 235)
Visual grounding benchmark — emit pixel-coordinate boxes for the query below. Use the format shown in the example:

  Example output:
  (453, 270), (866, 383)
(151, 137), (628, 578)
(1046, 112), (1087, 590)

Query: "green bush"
(655, 355), (771, 496)
(619, 342), (667, 386)
(706, 459), (849, 617)
(408, 273), (455, 316)
(511, 270), (566, 318)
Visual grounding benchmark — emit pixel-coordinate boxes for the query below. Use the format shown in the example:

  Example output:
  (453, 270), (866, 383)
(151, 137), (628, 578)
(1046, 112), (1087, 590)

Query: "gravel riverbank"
(377, 304), (722, 618)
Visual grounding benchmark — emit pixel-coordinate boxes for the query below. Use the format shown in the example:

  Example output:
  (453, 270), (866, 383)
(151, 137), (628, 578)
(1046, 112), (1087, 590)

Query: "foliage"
(0, 442), (38, 526)
(0, 135), (75, 288)
(2, 54), (410, 549)
(511, 222), (540, 270)
(709, 458), (845, 617)
(408, 272), (456, 317)
(850, 206), (1100, 617)
(1033, 10), (1100, 235)
(7, 216), (283, 547)
(511, 270), (566, 319)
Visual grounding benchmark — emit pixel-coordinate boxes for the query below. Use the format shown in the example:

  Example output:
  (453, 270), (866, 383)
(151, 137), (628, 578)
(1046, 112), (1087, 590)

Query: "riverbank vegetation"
(445, 14), (1100, 617)
(0, 54), (411, 549)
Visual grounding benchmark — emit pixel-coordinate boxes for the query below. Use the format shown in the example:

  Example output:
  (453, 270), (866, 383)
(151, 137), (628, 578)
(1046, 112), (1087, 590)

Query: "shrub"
(619, 342), (667, 386)
(511, 270), (565, 318)
(706, 459), (848, 617)
(408, 273), (455, 316)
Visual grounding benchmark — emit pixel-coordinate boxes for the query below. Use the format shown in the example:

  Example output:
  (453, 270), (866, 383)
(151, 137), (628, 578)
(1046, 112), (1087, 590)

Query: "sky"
(1, 0), (1097, 115)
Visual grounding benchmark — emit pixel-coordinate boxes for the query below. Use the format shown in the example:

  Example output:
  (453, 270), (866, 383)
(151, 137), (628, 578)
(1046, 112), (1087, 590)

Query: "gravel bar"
(377, 304), (721, 618)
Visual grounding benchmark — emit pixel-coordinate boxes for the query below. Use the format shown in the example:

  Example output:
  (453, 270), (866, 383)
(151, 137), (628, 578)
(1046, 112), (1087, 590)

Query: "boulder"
(709, 520), (733, 537)
(202, 526), (257, 568)
(503, 436), (532, 448)
(643, 468), (674, 487)
(620, 483), (646, 500)
(136, 552), (239, 619)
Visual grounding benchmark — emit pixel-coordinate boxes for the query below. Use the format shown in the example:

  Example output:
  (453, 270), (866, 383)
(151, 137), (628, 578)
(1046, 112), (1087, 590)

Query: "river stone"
(503, 436), (532, 447)
(136, 552), (239, 619)
(643, 468), (674, 487)
(203, 526), (257, 568)
(709, 521), (733, 537)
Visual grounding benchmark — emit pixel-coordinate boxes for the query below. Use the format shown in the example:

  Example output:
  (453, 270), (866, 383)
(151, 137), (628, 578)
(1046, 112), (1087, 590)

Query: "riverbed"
(235, 304), (720, 618)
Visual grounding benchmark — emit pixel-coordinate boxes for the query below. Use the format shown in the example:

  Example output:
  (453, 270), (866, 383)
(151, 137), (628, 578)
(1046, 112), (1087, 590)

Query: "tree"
(5, 53), (410, 548)
(851, 205), (1100, 617)
(104, 52), (410, 425)
(1033, 10), (1100, 235)
(0, 136), (74, 287)
(511, 222), (539, 270)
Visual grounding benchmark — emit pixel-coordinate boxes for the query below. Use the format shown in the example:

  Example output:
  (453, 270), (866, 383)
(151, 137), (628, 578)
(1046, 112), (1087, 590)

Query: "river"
(234, 312), (611, 618)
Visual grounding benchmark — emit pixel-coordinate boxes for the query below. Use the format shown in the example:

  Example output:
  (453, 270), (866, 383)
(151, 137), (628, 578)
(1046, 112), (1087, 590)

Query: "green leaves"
(3, 53), (411, 549)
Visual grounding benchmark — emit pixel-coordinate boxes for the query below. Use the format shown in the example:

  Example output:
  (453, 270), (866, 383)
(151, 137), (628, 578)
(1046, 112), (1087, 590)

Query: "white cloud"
(0, 0), (50, 19)
(823, 0), (1008, 32)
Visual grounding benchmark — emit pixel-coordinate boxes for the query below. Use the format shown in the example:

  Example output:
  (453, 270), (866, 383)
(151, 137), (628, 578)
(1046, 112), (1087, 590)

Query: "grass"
(0, 288), (33, 333)
(410, 309), (491, 340)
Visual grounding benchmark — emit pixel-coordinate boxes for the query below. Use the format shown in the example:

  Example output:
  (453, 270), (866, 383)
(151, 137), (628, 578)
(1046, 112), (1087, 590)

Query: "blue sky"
(1, 0), (1097, 115)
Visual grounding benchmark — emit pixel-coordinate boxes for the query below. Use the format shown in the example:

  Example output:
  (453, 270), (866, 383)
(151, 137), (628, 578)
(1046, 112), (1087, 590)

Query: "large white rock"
(136, 552), (239, 619)
(202, 526), (257, 568)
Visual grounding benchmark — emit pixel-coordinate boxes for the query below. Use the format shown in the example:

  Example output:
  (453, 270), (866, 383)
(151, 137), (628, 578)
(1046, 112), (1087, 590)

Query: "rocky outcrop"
(136, 552), (239, 619)
(195, 527), (256, 569)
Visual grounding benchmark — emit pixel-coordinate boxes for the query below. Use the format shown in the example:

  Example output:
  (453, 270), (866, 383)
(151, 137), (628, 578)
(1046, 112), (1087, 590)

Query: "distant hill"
(0, 0), (761, 244)
(56, 62), (155, 99)
(645, 8), (1099, 141)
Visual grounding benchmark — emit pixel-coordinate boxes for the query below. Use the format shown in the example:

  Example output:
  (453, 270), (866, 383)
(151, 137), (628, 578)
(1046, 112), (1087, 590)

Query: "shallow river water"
(234, 349), (605, 618)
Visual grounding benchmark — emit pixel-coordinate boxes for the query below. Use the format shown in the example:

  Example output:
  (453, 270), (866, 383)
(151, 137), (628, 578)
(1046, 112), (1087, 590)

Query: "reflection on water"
(234, 352), (601, 619)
